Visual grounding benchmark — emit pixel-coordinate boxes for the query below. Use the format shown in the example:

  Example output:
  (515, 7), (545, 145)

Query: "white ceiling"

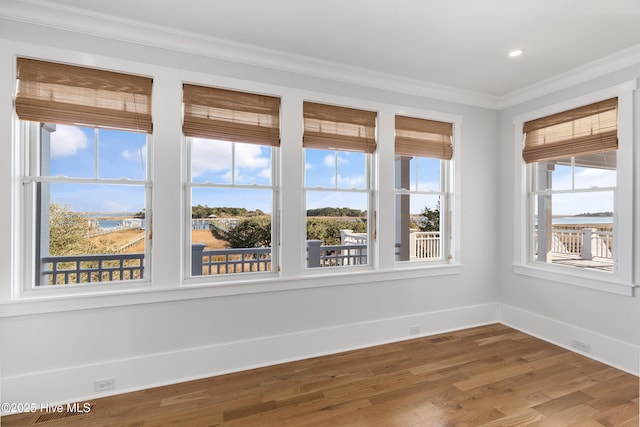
(4, 0), (640, 106)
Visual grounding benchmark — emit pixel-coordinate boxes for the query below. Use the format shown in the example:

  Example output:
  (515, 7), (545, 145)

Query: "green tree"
(226, 216), (272, 248)
(306, 218), (367, 245)
(306, 207), (366, 217)
(417, 201), (440, 232)
(48, 203), (122, 257)
(49, 203), (95, 255)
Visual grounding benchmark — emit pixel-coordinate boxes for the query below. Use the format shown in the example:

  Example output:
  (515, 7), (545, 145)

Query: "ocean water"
(552, 216), (612, 224)
(97, 219), (123, 230)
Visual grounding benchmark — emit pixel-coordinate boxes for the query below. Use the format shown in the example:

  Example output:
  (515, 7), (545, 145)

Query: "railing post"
(580, 228), (595, 260)
(409, 229), (417, 259)
(191, 243), (205, 276)
(339, 230), (352, 265)
(307, 240), (323, 268)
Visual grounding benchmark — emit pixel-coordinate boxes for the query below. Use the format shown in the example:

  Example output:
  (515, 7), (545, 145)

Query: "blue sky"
(48, 125), (616, 216)
(48, 125), (146, 213)
(545, 161), (616, 215)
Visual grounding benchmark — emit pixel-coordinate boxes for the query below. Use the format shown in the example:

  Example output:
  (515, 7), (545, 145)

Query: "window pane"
(47, 125), (94, 178)
(305, 191), (368, 268)
(337, 152), (366, 189)
(573, 152), (616, 190)
(191, 139), (272, 185)
(396, 194), (443, 261)
(538, 152), (617, 191)
(395, 156), (441, 191)
(191, 138), (232, 184)
(191, 187), (273, 275)
(532, 190), (613, 271)
(305, 148), (336, 188)
(98, 129), (147, 180)
(415, 157), (441, 192)
(548, 163), (572, 191)
(39, 183), (146, 286)
(233, 143), (272, 185)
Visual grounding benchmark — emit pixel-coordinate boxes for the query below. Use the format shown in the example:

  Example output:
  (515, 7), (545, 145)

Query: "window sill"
(512, 263), (635, 296)
(1, 264), (462, 317)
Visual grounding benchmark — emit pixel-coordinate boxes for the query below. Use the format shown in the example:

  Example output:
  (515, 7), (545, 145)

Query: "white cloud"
(258, 168), (272, 180)
(190, 138), (231, 178)
(336, 174), (365, 188)
(122, 143), (147, 163)
(323, 154), (348, 168)
(190, 139), (270, 178)
(50, 125), (87, 157)
(236, 144), (270, 169)
(553, 168), (616, 190)
(411, 180), (441, 192)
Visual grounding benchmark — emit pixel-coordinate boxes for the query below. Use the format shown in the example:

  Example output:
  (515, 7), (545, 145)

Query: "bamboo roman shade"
(183, 84), (280, 146)
(522, 97), (618, 163)
(303, 102), (377, 153)
(395, 115), (453, 160)
(15, 58), (153, 133)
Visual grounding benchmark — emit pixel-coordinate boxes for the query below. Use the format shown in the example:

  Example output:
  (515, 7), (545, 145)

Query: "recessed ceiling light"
(509, 49), (523, 58)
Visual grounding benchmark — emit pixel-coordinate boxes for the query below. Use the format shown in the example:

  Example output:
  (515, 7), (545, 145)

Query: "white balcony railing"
(535, 227), (613, 261)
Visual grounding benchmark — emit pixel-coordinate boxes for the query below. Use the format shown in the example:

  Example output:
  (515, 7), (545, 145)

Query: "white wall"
(496, 68), (640, 373)
(0, 20), (499, 406)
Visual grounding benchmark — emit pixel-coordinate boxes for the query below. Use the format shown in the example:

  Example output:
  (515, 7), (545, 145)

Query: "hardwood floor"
(2, 324), (638, 426)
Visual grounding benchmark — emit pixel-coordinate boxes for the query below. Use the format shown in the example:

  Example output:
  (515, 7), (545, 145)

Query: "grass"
(87, 228), (229, 254)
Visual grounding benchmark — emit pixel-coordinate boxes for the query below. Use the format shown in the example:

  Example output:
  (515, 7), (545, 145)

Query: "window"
(183, 84), (280, 278)
(394, 115), (453, 263)
(303, 101), (376, 269)
(523, 98), (618, 273)
(16, 58), (153, 288)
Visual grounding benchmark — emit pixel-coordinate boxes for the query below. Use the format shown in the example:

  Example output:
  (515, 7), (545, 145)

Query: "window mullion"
(94, 128), (99, 179)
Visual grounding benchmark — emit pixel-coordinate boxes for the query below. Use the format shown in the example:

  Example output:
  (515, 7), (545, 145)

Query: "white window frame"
(183, 136), (280, 283)
(512, 81), (636, 296)
(387, 109), (461, 271)
(19, 121), (153, 297)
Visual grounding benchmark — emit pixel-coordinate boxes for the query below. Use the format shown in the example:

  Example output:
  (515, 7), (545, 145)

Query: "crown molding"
(497, 44), (640, 109)
(2, 1), (640, 111)
(0, 0), (500, 109)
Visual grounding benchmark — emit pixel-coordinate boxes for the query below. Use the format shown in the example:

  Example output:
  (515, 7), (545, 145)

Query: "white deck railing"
(412, 230), (440, 259)
(536, 227), (613, 260)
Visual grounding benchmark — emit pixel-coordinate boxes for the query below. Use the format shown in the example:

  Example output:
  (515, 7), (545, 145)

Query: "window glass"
(304, 149), (371, 269)
(395, 156), (450, 263)
(187, 138), (277, 277)
(28, 123), (149, 287)
(530, 152), (615, 272)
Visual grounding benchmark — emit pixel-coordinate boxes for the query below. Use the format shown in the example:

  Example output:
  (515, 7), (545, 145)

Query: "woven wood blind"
(303, 102), (377, 153)
(183, 84), (280, 146)
(522, 98), (618, 163)
(395, 115), (453, 160)
(15, 58), (153, 133)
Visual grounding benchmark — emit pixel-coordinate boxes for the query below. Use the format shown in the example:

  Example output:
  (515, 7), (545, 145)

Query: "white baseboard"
(5, 301), (635, 415)
(498, 303), (639, 376)
(1, 303), (498, 412)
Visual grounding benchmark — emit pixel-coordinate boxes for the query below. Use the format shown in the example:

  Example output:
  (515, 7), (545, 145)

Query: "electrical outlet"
(94, 378), (115, 392)
(409, 326), (420, 336)
(572, 339), (590, 353)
